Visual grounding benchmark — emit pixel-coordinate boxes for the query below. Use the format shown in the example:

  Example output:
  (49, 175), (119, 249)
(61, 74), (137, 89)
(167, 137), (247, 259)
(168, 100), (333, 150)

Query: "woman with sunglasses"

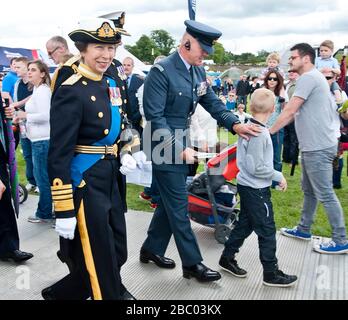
(263, 69), (288, 187)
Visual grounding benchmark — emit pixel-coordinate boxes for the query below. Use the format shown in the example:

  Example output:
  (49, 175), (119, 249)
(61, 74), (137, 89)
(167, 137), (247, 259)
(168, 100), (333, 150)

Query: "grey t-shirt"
(293, 68), (338, 152)
(237, 120), (283, 189)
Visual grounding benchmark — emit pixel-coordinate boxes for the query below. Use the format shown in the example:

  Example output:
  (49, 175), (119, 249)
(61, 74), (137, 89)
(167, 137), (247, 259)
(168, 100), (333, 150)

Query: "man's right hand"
(181, 147), (197, 163)
(233, 123), (261, 140)
(0, 179), (6, 200)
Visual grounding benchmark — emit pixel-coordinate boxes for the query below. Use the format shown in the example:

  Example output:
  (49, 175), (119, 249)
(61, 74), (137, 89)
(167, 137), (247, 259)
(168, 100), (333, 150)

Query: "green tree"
(207, 42), (230, 64)
(125, 35), (160, 64)
(150, 29), (176, 56)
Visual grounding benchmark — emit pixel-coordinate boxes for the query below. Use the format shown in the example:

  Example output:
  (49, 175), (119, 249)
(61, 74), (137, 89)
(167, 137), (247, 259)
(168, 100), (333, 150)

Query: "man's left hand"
(232, 123), (261, 140)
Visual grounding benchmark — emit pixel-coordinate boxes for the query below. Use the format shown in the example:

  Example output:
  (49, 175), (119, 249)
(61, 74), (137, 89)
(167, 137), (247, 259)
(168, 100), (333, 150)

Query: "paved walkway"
(0, 195), (347, 300)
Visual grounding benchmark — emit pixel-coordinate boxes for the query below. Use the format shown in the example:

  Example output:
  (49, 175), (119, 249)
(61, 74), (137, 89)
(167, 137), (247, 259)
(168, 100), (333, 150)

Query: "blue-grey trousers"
(298, 145), (347, 245)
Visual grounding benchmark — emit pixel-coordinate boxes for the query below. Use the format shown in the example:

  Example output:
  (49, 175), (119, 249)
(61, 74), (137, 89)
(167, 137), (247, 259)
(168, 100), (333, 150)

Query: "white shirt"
(25, 84), (51, 142)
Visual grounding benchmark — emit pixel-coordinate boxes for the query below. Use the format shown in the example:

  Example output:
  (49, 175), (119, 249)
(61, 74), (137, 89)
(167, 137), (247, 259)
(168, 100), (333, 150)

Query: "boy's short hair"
(320, 40), (334, 51)
(266, 52), (280, 63)
(250, 88), (275, 114)
(15, 57), (29, 65)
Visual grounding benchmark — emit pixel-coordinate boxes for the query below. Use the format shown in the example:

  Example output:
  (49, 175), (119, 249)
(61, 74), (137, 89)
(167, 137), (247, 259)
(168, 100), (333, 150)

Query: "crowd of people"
(0, 14), (348, 300)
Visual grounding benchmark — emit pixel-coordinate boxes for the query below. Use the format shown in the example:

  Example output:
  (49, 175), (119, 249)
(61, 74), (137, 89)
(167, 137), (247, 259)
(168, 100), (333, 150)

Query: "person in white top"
(15, 60), (53, 223)
(234, 103), (251, 124)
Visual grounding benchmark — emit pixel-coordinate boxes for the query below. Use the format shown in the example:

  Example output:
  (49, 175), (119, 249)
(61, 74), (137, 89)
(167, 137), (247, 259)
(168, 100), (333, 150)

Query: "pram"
(188, 144), (240, 244)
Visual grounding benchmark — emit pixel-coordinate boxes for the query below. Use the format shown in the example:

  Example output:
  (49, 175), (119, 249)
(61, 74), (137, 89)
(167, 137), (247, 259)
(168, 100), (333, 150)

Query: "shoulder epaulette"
(62, 73), (82, 86)
(63, 55), (80, 67)
(153, 64), (164, 72)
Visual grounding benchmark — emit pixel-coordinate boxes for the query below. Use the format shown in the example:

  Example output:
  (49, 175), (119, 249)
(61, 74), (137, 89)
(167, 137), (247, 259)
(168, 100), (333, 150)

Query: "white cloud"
(0, 0), (346, 54)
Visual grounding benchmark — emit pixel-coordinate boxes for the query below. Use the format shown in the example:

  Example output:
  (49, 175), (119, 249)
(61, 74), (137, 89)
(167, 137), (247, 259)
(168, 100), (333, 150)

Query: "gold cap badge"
(97, 22), (116, 38)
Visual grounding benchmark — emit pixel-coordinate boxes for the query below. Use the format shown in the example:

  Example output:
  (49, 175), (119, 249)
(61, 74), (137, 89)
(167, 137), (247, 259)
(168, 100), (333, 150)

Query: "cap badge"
(97, 22), (116, 38)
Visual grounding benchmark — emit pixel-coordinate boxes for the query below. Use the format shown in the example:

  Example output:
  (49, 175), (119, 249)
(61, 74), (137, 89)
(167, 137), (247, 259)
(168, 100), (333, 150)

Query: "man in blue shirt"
(1, 58), (18, 103)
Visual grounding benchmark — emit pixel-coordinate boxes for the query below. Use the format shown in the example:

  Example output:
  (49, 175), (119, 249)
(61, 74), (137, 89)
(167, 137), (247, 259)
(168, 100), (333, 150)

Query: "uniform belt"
(75, 144), (118, 156)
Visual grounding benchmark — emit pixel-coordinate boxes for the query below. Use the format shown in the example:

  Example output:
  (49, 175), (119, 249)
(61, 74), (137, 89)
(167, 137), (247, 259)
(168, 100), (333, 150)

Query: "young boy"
(315, 40), (341, 75)
(261, 52), (285, 80)
(219, 88), (297, 287)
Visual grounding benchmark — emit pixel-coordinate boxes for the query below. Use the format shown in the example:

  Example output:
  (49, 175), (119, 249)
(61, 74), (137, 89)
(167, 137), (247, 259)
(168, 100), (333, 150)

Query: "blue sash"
(70, 77), (121, 188)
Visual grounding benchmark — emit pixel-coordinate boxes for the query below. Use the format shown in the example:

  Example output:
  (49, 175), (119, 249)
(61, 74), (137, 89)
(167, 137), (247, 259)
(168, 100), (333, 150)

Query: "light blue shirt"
(127, 74), (133, 88)
(178, 52), (191, 71)
(315, 56), (340, 71)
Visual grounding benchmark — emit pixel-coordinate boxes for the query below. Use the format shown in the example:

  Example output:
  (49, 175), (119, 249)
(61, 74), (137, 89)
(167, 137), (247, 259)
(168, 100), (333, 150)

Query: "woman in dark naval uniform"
(46, 18), (138, 300)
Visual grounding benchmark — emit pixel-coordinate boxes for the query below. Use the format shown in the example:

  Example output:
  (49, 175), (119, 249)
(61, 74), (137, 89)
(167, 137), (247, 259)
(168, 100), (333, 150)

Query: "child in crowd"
(233, 103), (251, 123)
(225, 92), (236, 111)
(260, 52), (285, 80)
(315, 40), (341, 75)
(219, 88), (297, 288)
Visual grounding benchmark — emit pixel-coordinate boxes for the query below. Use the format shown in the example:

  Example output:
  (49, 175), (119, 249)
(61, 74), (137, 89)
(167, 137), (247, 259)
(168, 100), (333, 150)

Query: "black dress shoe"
(41, 286), (57, 300)
(121, 289), (136, 300)
(0, 250), (33, 263)
(183, 263), (221, 282)
(140, 248), (176, 269)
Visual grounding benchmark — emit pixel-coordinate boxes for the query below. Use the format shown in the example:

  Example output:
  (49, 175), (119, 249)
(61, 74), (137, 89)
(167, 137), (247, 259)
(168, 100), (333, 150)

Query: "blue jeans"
(271, 129), (284, 187)
(20, 137), (36, 186)
(298, 145), (347, 244)
(31, 140), (52, 219)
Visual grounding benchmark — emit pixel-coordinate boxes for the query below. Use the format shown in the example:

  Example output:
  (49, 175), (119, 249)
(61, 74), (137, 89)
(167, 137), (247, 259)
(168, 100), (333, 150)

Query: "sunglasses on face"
(267, 77), (278, 81)
(325, 76), (334, 80)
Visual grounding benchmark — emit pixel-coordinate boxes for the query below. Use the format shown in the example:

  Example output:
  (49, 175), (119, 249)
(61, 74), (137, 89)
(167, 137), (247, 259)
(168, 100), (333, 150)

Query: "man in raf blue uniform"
(140, 20), (260, 282)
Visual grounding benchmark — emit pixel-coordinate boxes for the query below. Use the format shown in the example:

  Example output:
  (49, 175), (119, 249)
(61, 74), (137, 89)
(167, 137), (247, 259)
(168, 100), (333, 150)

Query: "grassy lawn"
(16, 133), (348, 238)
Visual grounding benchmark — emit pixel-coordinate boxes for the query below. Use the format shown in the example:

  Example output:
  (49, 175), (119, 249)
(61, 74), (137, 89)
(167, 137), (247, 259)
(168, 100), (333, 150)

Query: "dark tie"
(189, 66), (194, 82)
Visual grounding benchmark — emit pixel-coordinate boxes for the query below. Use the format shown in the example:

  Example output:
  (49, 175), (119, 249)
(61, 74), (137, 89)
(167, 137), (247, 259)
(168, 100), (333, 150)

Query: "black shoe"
(121, 289), (136, 300)
(0, 250), (33, 263)
(263, 269), (298, 287)
(140, 248), (176, 269)
(219, 256), (247, 278)
(41, 286), (57, 300)
(183, 263), (221, 282)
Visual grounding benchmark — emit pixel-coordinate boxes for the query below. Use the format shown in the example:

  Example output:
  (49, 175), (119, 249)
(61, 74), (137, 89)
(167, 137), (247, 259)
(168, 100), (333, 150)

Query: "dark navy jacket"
(126, 74), (144, 125)
(143, 51), (239, 173)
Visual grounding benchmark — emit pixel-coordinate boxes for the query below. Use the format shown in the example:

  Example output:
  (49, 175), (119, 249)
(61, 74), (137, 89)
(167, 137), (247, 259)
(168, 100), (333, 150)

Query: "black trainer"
(263, 269), (298, 287)
(219, 256), (247, 278)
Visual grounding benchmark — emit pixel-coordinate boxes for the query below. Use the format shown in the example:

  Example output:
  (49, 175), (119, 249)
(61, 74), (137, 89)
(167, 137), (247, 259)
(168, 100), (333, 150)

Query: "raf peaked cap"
(184, 20), (222, 54)
(69, 18), (121, 44)
(98, 11), (131, 36)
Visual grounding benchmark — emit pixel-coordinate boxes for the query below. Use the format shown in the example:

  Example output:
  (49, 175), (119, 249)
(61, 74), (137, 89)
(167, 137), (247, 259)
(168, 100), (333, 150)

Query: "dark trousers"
(50, 157), (127, 300)
(282, 122), (299, 164)
(144, 174), (160, 204)
(222, 184), (278, 272)
(333, 158), (344, 188)
(0, 160), (19, 255)
(142, 170), (203, 267)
